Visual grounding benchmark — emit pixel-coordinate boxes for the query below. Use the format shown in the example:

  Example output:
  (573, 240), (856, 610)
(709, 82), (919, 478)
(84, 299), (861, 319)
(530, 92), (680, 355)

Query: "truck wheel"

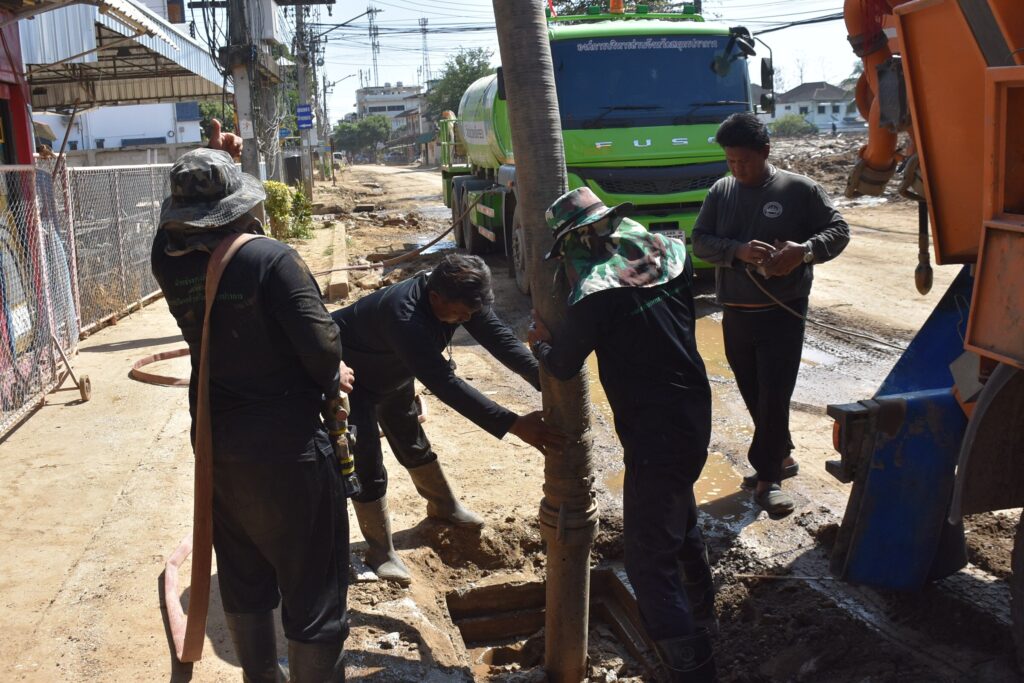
(1012, 513), (1024, 671)
(510, 206), (530, 295)
(452, 186), (465, 248)
(462, 208), (486, 255)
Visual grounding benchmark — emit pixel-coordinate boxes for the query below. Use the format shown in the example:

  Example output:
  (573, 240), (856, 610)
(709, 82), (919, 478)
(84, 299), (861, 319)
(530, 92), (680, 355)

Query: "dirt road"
(0, 162), (1016, 682)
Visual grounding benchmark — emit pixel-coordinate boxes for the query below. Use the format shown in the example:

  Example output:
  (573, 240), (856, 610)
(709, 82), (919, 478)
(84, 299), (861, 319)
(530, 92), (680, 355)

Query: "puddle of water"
(603, 450), (748, 518)
(413, 234), (457, 255)
(800, 346), (839, 367)
(695, 315), (732, 378)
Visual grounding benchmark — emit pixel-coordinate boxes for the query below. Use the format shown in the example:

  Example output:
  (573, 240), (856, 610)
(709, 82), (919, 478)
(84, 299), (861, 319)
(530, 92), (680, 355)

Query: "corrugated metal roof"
(19, 0), (228, 109)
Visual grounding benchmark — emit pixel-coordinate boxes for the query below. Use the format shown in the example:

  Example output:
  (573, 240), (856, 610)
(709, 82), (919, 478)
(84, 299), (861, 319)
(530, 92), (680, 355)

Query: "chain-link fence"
(0, 165), (76, 436)
(1, 162), (171, 438)
(69, 165), (170, 331)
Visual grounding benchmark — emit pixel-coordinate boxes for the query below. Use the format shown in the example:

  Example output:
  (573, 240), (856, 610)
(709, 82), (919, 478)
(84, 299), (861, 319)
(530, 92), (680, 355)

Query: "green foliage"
(199, 101), (235, 139)
(331, 115), (391, 160)
(424, 48), (494, 119)
(290, 188), (314, 240)
(769, 113), (818, 137)
(552, 0), (676, 16)
(263, 180), (293, 239)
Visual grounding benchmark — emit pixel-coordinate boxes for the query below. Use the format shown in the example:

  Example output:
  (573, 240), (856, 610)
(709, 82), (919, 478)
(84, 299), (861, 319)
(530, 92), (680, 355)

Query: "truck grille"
(569, 161), (729, 197)
(597, 174), (722, 195)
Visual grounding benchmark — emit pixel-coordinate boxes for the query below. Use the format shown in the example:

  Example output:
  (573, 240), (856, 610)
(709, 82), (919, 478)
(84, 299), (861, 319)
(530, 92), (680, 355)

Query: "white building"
(34, 102), (203, 151)
(356, 82), (423, 132)
(763, 81), (864, 132)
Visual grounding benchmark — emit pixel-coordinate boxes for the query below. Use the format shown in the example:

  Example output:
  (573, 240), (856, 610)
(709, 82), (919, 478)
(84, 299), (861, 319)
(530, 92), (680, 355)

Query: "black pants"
(213, 439), (349, 644)
(623, 458), (708, 641)
(722, 299), (807, 484)
(349, 379), (436, 503)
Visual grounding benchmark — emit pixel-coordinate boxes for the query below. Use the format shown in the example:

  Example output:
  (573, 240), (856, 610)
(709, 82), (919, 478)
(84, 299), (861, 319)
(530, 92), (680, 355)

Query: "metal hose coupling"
(539, 494), (599, 545)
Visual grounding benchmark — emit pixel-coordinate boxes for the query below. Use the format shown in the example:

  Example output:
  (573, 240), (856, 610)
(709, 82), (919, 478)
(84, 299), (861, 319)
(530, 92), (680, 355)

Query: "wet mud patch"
(965, 511), (1019, 579)
(413, 520), (543, 572)
(713, 546), (938, 682)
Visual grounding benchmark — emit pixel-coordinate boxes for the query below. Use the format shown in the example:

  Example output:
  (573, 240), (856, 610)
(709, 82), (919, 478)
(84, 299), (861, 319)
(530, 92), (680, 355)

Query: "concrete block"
(326, 221), (350, 302)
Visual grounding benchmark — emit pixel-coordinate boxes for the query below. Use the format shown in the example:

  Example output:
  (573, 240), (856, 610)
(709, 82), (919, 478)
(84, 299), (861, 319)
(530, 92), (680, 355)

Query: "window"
(387, 105), (405, 112)
(175, 102), (201, 121)
(832, 104), (841, 114)
(368, 106), (387, 113)
(817, 105), (826, 114)
(799, 106), (809, 115)
(69, 141), (78, 150)
(784, 105), (791, 111)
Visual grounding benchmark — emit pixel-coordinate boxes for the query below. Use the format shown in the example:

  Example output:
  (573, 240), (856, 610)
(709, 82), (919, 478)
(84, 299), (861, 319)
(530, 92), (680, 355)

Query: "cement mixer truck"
(439, 4), (773, 293)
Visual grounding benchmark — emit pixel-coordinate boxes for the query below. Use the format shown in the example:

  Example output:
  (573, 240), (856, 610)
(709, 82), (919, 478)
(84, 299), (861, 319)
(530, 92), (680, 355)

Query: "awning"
(17, 0), (231, 111)
(32, 120), (57, 141)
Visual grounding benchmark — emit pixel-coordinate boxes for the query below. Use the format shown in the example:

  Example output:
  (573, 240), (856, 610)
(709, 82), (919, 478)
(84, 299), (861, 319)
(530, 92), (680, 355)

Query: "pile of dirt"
(770, 133), (913, 201)
(965, 511), (1020, 579)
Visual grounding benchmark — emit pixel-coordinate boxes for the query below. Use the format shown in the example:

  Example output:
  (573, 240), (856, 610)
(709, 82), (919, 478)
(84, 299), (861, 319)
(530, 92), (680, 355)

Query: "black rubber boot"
(287, 639), (344, 683)
(656, 628), (717, 683)
(224, 611), (286, 683)
(680, 543), (718, 636)
(352, 496), (412, 585)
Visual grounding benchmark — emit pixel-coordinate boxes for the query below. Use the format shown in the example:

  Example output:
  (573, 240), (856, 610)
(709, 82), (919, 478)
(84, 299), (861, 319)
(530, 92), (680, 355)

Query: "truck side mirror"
(760, 92), (776, 116)
(496, 67), (507, 101)
(760, 57), (774, 91)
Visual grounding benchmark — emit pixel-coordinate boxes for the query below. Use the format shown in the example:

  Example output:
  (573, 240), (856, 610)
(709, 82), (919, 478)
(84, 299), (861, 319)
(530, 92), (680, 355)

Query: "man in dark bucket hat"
(152, 147), (352, 682)
(528, 187), (718, 682)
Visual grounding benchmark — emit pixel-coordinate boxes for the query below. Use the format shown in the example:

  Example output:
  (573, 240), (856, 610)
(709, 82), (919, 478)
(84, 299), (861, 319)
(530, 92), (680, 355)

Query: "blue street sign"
(279, 128), (292, 138)
(296, 103), (313, 130)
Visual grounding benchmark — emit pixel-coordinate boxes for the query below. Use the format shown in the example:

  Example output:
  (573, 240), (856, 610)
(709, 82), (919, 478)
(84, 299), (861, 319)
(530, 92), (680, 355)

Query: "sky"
(308, 0), (857, 125)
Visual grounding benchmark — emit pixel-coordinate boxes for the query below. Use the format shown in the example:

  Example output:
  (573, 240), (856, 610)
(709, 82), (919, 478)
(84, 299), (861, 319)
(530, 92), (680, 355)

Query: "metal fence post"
(111, 170), (131, 311)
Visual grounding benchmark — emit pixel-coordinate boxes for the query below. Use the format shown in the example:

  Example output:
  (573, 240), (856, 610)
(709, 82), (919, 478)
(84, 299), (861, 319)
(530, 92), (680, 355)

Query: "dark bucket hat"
(158, 148), (266, 231)
(543, 187), (633, 260)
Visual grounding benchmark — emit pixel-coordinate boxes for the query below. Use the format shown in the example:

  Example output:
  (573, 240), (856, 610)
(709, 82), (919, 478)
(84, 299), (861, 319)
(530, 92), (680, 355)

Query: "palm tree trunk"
(491, 2), (598, 681)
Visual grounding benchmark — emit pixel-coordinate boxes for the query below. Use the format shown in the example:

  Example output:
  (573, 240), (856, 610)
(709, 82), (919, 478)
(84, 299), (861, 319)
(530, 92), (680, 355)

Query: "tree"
(552, 0), (674, 15)
(332, 115), (392, 160)
(424, 48), (494, 119)
(769, 113), (818, 137)
(199, 100), (235, 140)
(493, 1), (596, 681)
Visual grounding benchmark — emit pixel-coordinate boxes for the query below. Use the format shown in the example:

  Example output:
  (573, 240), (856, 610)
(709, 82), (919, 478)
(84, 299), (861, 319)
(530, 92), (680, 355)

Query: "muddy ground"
(0, 146), (1018, 682)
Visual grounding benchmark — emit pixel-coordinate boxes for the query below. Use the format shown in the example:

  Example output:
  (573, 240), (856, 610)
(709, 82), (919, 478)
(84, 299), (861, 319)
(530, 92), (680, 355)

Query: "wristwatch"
(802, 243), (814, 264)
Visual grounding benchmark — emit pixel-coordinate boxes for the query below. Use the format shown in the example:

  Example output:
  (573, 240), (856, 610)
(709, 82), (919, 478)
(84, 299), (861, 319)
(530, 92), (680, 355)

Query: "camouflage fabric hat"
(543, 187), (634, 260)
(158, 148), (266, 231)
(560, 216), (689, 306)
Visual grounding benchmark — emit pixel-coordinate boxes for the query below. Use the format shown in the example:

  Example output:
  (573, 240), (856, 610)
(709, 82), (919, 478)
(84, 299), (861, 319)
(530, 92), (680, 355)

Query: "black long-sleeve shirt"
(533, 272), (711, 469)
(692, 166), (849, 306)
(331, 273), (540, 438)
(152, 230), (342, 463)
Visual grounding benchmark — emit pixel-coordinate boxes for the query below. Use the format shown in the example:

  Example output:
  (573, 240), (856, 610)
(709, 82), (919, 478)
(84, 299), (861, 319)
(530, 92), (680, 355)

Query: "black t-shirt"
(692, 166), (850, 305)
(534, 271), (711, 470)
(331, 273), (540, 439)
(152, 230), (342, 463)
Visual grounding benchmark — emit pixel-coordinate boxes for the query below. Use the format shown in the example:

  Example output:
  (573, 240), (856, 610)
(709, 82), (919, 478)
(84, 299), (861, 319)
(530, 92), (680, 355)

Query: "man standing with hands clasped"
(693, 112), (850, 517)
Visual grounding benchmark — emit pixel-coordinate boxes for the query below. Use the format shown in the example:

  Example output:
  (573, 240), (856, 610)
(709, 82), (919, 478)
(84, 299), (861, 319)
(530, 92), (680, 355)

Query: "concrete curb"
(325, 220), (349, 302)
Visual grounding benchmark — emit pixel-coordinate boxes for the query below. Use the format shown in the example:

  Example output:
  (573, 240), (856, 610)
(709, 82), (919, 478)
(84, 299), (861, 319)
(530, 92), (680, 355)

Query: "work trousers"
(623, 457), (708, 641)
(722, 298), (808, 484)
(349, 379), (436, 503)
(212, 440), (350, 645)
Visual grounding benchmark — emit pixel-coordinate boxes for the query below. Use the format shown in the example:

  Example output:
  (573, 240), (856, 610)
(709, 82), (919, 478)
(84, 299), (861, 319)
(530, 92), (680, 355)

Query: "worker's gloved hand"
(735, 240), (775, 267)
(509, 410), (568, 456)
(207, 118), (243, 160)
(338, 361), (355, 393)
(763, 240), (806, 277)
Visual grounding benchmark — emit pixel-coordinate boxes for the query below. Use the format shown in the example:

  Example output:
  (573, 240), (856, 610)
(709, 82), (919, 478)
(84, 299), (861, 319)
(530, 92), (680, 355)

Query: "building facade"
(762, 81), (864, 132)
(355, 83), (423, 132)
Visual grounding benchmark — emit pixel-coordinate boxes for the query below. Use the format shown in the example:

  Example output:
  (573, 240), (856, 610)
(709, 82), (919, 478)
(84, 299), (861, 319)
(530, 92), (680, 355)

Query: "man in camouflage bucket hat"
(152, 147), (352, 682)
(528, 187), (718, 682)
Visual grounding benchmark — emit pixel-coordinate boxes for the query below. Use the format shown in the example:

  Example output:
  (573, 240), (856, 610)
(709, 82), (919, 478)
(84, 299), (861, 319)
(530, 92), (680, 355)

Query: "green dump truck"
(440, 4), (772, 293)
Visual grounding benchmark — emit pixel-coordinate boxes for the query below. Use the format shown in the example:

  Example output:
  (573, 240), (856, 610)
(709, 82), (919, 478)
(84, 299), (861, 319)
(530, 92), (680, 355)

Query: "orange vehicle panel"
(895, 0), (990, 264)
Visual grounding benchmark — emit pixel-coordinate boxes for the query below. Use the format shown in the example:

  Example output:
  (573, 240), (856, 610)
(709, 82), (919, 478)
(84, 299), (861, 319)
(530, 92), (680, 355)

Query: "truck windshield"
(551, 34), (750, 130)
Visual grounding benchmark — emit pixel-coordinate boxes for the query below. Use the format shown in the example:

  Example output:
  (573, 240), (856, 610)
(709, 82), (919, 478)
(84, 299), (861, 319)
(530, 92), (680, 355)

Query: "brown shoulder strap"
(177, 231), (261, 662)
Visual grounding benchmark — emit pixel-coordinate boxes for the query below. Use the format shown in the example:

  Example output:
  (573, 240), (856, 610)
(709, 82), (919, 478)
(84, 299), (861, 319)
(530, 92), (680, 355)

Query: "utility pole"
(295, 2), (314, 199)
(368, 5), (380, 86)
(224, 0), (261, 176)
